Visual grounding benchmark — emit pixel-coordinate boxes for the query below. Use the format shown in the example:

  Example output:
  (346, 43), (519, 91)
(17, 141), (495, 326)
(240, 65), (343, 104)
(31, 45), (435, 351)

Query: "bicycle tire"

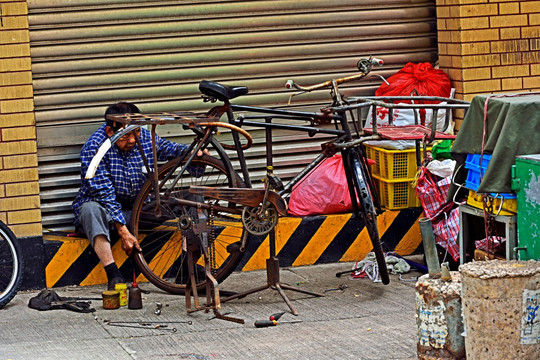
(348, 149), (390, 284)
(130, 153), (247, 294)
(0, 221), (23, 308)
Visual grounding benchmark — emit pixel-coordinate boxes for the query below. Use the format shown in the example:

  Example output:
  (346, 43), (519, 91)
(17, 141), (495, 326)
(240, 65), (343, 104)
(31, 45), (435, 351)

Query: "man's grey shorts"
(77, 201), (131, 247)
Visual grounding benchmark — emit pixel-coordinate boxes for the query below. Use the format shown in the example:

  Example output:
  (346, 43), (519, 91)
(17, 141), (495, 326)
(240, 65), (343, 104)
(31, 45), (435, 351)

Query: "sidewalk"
(1, 262), (421, 360)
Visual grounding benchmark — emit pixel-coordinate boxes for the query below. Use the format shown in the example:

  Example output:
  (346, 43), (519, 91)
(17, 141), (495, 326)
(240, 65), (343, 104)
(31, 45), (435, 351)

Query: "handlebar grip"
(285, 80), (294, 89)
(371, 58), (384, 66)
(357, 57), (384, 73)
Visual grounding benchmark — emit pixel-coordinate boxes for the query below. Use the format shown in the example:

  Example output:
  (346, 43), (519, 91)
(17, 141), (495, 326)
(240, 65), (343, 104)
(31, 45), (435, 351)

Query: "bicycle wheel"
(0, 221), (23, 308)
(130, 153), (247, 294)
(347, 149), (390, 284)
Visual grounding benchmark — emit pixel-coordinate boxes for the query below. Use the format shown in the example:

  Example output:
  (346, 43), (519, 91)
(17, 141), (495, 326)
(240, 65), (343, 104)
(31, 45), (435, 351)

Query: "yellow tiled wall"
(437, 0), (540, 129)
(0, 1), (41, 237)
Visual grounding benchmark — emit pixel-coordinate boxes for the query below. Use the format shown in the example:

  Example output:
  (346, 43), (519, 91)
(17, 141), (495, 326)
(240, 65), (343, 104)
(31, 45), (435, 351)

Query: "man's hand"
(115, 223), (142, 256)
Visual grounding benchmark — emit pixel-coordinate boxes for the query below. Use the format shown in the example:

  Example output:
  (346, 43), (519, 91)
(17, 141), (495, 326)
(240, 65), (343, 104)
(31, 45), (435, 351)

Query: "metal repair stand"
(184, 222), (245, 324)
(219, 120), (324, 315)
(219, 228), (324, 316)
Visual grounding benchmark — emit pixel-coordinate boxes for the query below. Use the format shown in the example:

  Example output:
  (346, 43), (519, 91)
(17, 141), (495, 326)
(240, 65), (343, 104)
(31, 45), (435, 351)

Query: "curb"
(42, 208), (425, 288)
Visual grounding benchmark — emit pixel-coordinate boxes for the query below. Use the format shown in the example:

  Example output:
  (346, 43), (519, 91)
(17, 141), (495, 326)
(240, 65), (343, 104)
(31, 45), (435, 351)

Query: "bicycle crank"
(241, 202), (279, 236)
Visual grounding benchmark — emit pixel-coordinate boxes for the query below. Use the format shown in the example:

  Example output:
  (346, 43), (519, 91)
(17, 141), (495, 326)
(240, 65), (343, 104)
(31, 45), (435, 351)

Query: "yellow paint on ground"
(340, 211), (400, 262)
(45, 237), (89, 288)
(292, 213), (352, 266)
(242, 217), (302, 271)
(393, 212), (424, 255)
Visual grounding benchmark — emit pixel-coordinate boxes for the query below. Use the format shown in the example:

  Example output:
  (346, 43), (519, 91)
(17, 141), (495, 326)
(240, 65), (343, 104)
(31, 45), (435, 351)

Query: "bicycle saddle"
(199, 80), (249, 102)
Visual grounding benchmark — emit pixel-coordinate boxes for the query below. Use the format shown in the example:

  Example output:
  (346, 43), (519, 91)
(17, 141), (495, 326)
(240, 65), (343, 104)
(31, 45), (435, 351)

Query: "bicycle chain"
(482, 194), (497, 255)
(208, 204), (216, 276)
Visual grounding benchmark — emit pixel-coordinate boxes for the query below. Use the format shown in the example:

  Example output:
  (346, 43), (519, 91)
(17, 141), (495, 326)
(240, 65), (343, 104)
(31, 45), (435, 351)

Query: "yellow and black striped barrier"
(43, 208), (425, 288)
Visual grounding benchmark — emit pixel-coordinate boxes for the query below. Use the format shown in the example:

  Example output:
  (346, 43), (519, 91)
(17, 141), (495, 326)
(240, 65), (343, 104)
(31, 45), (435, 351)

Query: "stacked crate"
(464, 154), (517, 216)
(365, 144), (425, 209)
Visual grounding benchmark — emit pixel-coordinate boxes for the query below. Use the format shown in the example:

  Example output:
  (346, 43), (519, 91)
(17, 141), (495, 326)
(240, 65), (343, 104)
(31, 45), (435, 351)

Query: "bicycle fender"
(85, 125), (141, 179)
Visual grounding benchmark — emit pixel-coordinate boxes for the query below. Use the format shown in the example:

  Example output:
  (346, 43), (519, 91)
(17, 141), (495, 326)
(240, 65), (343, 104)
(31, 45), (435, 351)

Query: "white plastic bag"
(426, 159), (456, 178)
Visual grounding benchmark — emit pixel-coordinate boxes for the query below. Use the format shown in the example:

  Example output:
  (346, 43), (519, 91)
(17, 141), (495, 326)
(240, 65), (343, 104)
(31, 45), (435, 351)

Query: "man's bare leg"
(93, 234), (115, 266)
(93, 234), (124, 289)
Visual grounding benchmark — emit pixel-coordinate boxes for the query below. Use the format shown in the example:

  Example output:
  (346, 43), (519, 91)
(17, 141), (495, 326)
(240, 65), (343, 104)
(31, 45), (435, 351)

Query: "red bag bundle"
(376, 62), (451, 101)
(415, 167), (451, 219)
(375, 62), (452, 125)
(288, 154), (352, 216)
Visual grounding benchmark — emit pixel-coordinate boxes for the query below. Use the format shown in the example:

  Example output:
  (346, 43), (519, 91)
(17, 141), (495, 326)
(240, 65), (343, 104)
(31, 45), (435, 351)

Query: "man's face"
(105, 125), (141, 152)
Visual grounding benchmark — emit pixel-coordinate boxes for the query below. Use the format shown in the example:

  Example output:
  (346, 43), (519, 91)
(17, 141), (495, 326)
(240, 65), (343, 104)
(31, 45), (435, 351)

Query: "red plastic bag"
(375, 62), (451, 125)
(288, 154), (352, 216)
(376, 62), (451, 101)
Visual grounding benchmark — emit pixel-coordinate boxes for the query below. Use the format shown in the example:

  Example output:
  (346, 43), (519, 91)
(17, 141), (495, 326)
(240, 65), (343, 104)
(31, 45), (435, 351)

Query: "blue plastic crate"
(464, 154), (516, 198)
(465, 154), (491, 191)
(489, 192), (516, 199)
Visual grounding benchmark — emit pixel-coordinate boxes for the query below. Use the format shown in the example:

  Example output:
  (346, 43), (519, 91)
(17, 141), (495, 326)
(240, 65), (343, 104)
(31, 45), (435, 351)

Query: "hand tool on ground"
(154, 302), (163, 315)
(254, 320), (277, 328)
(106, 320), (193, 325)
(107, 323), (177, 332)
(323, 284), (348, 293)
(269, 312), (286, 321)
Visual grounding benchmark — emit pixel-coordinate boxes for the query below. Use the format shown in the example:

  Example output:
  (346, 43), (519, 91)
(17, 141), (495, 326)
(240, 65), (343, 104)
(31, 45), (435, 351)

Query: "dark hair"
(104, 102), (140, 131)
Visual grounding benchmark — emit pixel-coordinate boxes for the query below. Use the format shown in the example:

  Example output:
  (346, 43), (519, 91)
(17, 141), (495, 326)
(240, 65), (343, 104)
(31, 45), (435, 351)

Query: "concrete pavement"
(1, 262), (422, 360)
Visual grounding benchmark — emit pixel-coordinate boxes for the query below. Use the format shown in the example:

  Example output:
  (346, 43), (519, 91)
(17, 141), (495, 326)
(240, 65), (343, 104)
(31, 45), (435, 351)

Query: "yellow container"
(115, 283), (128, 306)
(372, 174), (421, 210)
(365, 144), (430, 181)
(466, 190), (517, 216)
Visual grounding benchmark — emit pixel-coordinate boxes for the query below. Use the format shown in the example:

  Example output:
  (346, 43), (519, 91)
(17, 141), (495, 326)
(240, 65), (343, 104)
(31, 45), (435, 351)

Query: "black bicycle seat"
(199, 80), (249, 102)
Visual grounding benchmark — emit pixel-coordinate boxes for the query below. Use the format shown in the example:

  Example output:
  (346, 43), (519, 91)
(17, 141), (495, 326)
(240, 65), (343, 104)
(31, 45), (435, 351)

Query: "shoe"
(107, 276), (125, 291)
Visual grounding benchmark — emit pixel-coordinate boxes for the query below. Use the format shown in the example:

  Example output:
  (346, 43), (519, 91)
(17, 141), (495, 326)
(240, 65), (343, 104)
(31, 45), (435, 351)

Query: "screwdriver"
(269, 312), (286, 321)
(254, 320), (277, 328)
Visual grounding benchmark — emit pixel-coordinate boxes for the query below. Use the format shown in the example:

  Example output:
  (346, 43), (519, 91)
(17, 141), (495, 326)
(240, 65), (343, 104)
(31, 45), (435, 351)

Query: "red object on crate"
(375, 62), (452, 102)
(363, 125), (456, 141)
(375, 62), (452, 127)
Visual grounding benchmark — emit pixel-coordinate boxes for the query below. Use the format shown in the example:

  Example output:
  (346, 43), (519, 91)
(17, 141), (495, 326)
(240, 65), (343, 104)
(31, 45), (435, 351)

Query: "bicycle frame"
(92, 58), (416, 296)
(206, 80), (382, 213)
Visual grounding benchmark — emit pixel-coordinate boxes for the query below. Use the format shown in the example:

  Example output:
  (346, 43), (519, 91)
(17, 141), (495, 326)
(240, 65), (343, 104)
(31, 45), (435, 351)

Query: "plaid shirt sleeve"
(75, 131), (127, 225)
(73, 125), (196, 226)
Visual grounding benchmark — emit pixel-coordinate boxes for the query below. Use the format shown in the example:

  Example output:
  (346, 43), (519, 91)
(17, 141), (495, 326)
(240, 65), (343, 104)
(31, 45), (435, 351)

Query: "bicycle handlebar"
(285, 57), (384, 93)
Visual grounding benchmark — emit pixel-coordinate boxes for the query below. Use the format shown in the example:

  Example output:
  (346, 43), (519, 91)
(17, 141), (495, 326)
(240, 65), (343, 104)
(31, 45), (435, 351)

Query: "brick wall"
(0, 1), (41, 237)
(437, 0), (540, 129)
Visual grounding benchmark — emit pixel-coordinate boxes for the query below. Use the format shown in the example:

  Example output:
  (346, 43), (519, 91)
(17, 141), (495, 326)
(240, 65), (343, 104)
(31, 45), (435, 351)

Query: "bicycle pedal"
(226, 242), (242, 253)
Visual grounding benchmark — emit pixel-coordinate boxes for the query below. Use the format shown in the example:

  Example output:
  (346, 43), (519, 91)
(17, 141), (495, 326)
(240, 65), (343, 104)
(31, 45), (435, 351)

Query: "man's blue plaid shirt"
(72, 124), (189, 226)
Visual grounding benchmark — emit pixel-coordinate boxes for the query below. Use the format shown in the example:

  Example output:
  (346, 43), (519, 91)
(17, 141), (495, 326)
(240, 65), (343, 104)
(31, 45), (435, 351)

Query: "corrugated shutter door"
(28, 0), (437, 230)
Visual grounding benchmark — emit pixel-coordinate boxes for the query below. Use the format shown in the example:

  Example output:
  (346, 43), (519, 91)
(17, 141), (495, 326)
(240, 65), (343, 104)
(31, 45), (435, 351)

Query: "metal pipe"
(419, 217), (441, 279)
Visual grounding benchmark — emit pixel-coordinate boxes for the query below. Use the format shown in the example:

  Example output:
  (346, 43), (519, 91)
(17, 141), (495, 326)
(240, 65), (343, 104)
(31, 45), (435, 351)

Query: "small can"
(102, 290), (120, 310)
(115, 283), (128, 306)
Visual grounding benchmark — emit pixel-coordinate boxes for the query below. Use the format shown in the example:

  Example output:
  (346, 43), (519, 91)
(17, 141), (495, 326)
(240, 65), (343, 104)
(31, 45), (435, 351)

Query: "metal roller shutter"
(28, 0), (437, 230)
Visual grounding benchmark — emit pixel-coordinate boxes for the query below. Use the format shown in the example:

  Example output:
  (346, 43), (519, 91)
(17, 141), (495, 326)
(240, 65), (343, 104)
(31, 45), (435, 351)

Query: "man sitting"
(72, 102), (192, 290)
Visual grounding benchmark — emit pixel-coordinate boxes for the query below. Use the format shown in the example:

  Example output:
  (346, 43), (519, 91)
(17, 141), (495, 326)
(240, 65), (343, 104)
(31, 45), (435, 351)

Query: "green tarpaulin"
(450, 93), (540, 200)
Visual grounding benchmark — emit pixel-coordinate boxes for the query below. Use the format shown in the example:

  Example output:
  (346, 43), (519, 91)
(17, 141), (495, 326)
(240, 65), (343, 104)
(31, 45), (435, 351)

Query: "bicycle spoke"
(130, 154), (247, 294)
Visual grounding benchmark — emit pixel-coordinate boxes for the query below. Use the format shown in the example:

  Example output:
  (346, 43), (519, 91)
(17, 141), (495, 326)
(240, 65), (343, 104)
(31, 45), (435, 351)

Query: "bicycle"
(0, 220), (23, 309)
(89, 57), (456, 297)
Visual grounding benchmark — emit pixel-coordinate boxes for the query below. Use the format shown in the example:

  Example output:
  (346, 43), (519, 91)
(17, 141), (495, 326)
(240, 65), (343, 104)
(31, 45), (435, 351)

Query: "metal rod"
(419, 217), (441, 279)
(232, 119), (345, 136)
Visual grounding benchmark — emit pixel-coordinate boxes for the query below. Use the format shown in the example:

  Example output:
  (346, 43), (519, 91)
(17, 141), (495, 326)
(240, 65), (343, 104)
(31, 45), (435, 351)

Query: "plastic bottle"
(128, 274), (142, 310)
